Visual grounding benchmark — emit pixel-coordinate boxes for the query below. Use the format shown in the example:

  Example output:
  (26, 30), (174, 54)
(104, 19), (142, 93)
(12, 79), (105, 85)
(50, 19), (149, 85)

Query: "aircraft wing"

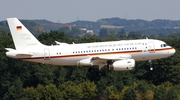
(91, 54), (132, 65)
(92, 54), (132, 60)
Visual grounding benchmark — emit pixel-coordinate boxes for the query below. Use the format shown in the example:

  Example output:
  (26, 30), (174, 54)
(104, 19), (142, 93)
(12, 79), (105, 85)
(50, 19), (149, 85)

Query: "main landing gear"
(88, 60), (115, 77)
(107, 60), (114, 70)
(88, 65), (104, 77)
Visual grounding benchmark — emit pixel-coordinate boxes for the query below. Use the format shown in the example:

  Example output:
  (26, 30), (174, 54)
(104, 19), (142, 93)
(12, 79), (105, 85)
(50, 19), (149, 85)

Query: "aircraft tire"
(88, 67), (95, 73)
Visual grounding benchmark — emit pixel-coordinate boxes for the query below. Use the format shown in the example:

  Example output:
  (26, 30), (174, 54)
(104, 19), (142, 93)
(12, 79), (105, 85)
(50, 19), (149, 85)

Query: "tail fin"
(7, 18), (42, 50)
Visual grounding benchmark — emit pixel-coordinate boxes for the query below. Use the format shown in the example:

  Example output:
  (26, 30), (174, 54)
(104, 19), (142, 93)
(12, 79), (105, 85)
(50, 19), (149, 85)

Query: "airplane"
(5, 18), (176, 76)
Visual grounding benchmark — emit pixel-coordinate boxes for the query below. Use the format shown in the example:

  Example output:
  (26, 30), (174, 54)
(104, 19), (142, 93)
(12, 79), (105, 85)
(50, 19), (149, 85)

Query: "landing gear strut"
(107, 60), (114, 70)
(148, 60), (153, 70)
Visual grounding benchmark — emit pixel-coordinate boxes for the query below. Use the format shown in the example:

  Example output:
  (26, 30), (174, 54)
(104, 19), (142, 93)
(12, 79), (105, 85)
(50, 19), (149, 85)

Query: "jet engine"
(109, 59), (135, 71)
(77, 58), (92, 66)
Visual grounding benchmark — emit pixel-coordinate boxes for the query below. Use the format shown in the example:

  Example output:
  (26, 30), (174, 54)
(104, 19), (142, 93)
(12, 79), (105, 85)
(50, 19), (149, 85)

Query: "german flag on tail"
(16, 26), (22, 30)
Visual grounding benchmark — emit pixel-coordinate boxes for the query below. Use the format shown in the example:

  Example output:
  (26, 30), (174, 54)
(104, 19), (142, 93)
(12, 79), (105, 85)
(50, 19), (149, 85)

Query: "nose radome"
(171, 48), (176, 55)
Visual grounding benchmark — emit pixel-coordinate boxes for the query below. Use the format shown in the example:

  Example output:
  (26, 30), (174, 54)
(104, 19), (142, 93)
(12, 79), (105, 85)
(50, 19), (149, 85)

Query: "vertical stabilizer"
(7, 18), (42, 50)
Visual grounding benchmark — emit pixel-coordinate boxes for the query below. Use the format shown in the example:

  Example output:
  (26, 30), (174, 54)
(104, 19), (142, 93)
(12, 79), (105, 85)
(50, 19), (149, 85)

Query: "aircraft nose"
(170, 48), (176, 55)
(173, 48), (176, 54)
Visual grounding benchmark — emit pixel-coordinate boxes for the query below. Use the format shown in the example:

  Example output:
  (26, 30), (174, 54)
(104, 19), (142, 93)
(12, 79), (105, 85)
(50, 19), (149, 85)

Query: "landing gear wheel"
(150, 67), (153, 70)
(96, 71), (103, 77)
(88, 67), (95, 73)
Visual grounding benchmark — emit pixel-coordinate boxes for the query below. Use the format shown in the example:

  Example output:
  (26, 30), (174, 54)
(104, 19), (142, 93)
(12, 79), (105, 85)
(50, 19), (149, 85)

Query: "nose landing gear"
(149, 60), (153, 70)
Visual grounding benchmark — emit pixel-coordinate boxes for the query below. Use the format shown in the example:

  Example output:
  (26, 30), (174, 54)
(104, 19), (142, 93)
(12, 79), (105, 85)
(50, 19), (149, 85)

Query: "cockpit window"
(161, 44), (169, 47)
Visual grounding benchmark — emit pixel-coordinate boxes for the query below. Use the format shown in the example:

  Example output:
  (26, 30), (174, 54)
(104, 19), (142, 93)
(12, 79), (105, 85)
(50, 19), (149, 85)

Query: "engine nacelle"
(109, 59), (135, 71)
(77, 58), (92, 66)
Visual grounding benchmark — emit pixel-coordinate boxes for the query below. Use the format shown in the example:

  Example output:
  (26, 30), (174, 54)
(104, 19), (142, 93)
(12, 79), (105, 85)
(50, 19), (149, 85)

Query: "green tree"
(128, 31), (142, 39)
(58, 26), (70, 34)
(105, 29), (118, 41)
(166, 87), (178, 100)
(145, 90), (154, 100)
(106, 86), (119, 99)
(3, 77), (25, 100)
(59, 81), (82, 100)
(154, 86), (166, 100)
(99, 28), (108, 37)
(24, 87), (40, 100)
(53, 67), (68, 86)
(36, 84), (45, 99)
(38, 31), (71, 45)
(79, 81), (97, 100)
(79, 36), (101, 43)
(70, 26), (82, 36)
(135, 81), (149, 100)
(117, 29), (127, 39)
(123, 87), (137, 100)
(42, 84), (62, 100)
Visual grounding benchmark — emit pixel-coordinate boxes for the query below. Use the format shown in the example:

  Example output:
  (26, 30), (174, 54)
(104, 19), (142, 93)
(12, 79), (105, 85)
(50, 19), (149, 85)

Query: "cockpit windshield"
(161, 44), (169, 47)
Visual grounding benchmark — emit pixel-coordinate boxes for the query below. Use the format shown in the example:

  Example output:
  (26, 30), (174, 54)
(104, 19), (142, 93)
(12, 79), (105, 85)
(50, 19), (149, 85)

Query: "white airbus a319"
(5, 18), (175, 76)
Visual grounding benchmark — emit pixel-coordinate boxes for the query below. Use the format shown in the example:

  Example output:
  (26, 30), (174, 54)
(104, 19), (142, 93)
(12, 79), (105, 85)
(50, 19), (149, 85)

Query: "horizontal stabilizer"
(16, 53), (33, 56)
(6, 48), (33, 58)
(5, 48), (15, 51)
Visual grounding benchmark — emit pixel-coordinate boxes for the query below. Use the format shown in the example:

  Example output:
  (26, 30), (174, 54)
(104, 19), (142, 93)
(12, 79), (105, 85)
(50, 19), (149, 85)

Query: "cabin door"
(148, 41), (155, 53)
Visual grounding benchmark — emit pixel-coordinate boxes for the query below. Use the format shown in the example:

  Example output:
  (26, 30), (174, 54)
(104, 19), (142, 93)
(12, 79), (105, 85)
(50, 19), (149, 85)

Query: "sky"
(0, 0), (180, 23)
